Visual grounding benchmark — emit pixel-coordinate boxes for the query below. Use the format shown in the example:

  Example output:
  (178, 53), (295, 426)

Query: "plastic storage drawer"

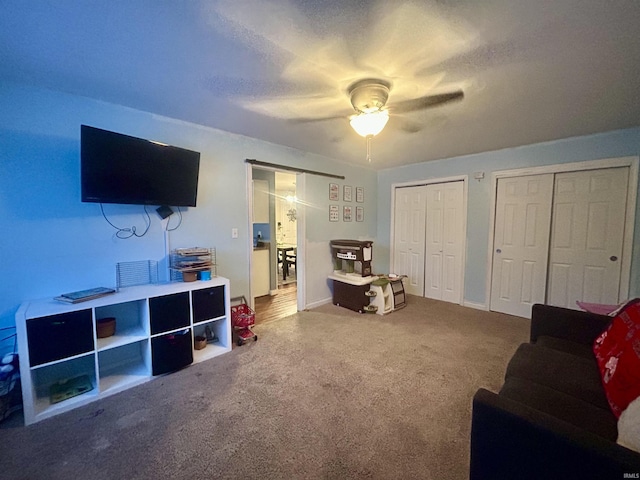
(26, 310), (94, 367)
(192, 286), (225, 323)
(149, 292), (190, 335)
(151, 329), (193, 376)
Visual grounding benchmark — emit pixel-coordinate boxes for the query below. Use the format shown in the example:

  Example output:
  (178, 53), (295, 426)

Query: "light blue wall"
(5, 81), (635, 327)
(376, 128), (640, 307)
(297, 164), (378, 305)
(252, 224), (270, 242)
(0, 82), (378, 329)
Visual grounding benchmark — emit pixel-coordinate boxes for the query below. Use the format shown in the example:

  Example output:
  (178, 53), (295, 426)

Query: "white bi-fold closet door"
(393, 181), (464, 303)
(490, 174), (554, 318)
(490, 167), (629, 318)
(393, 186), (427, 296)
(547, 168), (629, 308)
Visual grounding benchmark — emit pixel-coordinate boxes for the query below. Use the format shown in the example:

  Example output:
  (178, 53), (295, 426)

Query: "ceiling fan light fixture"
(349, 110), (389, 137)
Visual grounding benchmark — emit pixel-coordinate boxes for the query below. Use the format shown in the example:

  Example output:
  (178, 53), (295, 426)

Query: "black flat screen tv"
(81, 125), (200, 207)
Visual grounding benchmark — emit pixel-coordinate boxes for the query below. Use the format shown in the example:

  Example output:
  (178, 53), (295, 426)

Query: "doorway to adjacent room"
(253, 283), (297, 325)
(250, 168), (300, 324)
(275, 172), (298, 288)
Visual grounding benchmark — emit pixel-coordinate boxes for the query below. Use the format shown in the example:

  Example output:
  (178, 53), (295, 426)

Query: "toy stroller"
(230, 296), (258, 346)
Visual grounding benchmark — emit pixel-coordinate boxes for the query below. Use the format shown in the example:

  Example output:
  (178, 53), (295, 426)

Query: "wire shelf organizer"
(116, 260), (159, 289)
(170, 247), (216, 282)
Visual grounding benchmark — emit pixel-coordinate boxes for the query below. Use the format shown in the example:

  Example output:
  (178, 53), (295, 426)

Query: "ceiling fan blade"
(287, 113), (349, 124)
(394, 116), (424, 134)
(390, 90), (464, 114)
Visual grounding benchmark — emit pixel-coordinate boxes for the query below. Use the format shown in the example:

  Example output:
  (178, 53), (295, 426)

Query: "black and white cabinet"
(16, 278), (231, 425)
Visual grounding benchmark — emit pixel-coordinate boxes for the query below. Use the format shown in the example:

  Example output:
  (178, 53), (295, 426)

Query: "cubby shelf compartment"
(98, 340), (150, 395)
(193, 342), (228, 364)
(95, 299), (148, 352)
(16, 277), (231, 425)
(192, 318), (229, 363)
(30, 353), (98, 422)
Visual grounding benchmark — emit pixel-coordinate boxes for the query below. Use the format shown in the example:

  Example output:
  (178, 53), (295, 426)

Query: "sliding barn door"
(490, 174), (554, 318)
(393, 186), (427, 296)
(424, 182), (464, 303)
(547, 167), (629, 308)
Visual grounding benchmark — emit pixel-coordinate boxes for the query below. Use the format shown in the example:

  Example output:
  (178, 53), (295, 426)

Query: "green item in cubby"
(49, 375), (93, 404)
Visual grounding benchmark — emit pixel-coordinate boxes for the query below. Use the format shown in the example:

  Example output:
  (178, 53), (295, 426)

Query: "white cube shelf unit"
(15, 277), (231, 425)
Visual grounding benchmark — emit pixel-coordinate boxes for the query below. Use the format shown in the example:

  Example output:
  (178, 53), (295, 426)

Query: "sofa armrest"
(470, 388), (640, 480)
(530, 303), (610, 346)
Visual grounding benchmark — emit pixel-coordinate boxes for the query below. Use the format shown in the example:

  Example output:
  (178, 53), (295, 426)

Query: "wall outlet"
(231, 228), (238, 239)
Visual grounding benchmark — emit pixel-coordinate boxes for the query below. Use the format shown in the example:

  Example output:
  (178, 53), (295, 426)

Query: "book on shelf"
(55, 287), (116, 304)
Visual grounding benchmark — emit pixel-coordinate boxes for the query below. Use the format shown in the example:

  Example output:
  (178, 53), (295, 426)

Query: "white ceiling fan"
(347, 78), (463, 133)
(297, 78), (464, 161)
(209, 1), (472, 163)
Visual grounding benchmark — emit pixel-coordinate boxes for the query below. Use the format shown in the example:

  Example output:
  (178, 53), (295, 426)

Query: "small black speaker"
(156, 205), (174, 219)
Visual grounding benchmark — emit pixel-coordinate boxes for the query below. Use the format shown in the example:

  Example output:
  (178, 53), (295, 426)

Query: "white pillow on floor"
(618, 396), (640, 452)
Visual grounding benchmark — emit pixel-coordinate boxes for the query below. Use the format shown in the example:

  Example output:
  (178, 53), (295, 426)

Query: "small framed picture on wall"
(343, 185), (352, 202)
(356, 206), (364, 222)
(343, 205), (353, 222)
(356, 187), (364, 203)
(329, 204), (339, 222)
(329, 183), (339, 201)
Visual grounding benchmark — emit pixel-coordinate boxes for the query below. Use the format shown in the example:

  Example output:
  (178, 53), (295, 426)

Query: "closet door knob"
(610, 255), (618, 262)
(496, 249), (502, 254)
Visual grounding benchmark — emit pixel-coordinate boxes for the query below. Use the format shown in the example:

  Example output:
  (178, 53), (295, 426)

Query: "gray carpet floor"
(0, 296), (529, 479)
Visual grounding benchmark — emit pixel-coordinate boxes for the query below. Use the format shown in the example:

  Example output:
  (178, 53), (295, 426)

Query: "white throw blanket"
(618, 396), (640, 452)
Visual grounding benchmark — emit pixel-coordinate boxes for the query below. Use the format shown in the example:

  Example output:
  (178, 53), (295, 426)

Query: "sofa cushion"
(594, 300), (640, 418)
(506, 343), (609, 409)
(500, 376), (618, 440)
(535, 335), (594, 359)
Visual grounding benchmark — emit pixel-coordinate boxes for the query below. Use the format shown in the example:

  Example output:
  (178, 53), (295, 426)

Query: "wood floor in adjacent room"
(253, 283), (297, 325)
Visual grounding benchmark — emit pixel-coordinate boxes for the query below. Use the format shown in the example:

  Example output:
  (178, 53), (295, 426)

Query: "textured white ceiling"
(2, 0), (640, 169)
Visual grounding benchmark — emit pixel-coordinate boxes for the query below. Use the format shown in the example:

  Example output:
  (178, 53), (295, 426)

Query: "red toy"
(231, 296), (258, 346)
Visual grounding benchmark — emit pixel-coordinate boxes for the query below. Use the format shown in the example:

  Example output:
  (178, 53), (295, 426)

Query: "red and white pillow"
(593, 298), (640, 418)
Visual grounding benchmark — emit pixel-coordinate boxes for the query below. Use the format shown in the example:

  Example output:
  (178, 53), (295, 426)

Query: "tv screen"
(81, 125), (200, 207)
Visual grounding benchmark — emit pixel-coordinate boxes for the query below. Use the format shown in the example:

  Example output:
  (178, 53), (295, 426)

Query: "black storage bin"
(151, 329), (193, 376)
(192, 286), (225, 323)
(27, 310), (94, 367)
(149, 292), (190, 335)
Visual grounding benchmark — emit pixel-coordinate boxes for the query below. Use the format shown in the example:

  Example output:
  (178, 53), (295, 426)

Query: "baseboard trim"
(306, 296), (488, 312)
(463, 301), (489, 311)
(305, 297), (333, 310)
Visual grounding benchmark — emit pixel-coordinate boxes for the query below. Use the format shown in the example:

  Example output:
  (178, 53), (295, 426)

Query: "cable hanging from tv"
(100, 204), (151, 239)
(164, 207), (183, 232)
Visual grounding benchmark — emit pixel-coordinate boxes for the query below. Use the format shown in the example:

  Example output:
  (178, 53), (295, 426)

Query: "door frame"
(486, 156), (639, 311)
(246, 164), (306, 312)
(390, 175), (468, 305)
